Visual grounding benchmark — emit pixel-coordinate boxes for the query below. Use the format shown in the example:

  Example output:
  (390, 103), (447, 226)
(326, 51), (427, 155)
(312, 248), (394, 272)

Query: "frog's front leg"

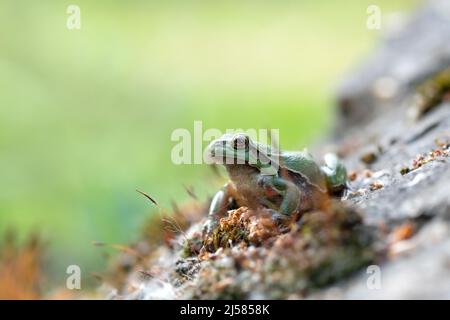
(321, 153), (348, 196)
(203, 182), (235, 235)
(258, 175), (300, 222)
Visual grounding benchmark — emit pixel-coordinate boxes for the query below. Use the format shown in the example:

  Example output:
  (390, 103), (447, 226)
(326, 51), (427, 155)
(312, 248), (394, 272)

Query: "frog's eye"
(232, 134), (249, 150)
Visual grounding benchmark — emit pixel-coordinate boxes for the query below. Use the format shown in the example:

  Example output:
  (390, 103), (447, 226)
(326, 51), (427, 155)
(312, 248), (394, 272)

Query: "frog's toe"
(266, 209), (290, 227)
(321, 153), (348, 195)
(340, 182), (353, 197)
(330, 182), (348, 197)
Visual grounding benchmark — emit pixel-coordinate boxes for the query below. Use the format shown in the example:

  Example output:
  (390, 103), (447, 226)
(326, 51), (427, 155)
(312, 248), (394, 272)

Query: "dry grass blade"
(183, 184), (198, 200)
(138, 270), (154, 280)
(110, 244), (145, 260)
(136, 189), (160, 207)
(170, 199), (181, 215)
(90, 272), (104, 282)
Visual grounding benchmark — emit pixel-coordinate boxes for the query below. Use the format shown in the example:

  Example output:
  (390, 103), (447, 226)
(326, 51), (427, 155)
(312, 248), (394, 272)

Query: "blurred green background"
(0, 0), (417, 287)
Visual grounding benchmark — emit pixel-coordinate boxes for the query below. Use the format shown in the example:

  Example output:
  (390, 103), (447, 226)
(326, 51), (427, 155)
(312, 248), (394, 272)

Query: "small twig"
(136, 189), (160, 208)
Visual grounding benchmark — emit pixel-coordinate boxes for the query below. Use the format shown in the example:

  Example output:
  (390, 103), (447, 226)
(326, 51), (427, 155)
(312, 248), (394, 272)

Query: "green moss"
(182, 202), (377, 299)
(415, 68), (450, 118)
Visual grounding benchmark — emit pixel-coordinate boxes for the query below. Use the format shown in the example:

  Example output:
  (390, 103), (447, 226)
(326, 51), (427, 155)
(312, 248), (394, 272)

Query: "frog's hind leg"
(203, 183), (236, 235)
(321, 153), (348, 196)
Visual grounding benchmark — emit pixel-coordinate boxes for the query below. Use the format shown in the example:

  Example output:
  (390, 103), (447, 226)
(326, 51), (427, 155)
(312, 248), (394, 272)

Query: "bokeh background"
(0, 0), (417, 289)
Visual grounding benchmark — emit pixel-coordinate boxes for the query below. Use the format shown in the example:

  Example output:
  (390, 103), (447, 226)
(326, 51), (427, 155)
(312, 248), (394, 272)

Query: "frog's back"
(280, 150), (327, 193)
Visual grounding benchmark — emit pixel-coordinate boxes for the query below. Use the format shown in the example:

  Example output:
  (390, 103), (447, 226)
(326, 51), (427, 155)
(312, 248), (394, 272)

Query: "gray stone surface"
(315, 219), (450, 299)
(319, 0), (450, 299)
(336, 0), (450, 131)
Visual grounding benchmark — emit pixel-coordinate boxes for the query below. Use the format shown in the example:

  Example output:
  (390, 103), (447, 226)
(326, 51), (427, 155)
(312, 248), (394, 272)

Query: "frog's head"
(206, 133), (278, 175)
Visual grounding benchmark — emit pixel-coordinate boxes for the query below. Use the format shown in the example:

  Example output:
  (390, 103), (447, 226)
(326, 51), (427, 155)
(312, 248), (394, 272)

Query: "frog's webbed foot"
(267, 209), (289, 224)
(321, 153), (348, 196)
(203, 183), (236, 236)
(265, 209), (292, 233)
